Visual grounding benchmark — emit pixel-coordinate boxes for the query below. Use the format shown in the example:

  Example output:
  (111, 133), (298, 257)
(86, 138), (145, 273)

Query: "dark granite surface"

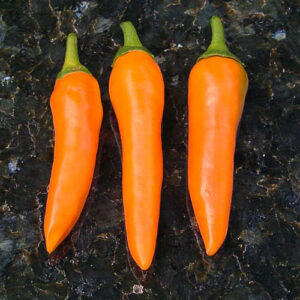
(0, 0), (300, 299)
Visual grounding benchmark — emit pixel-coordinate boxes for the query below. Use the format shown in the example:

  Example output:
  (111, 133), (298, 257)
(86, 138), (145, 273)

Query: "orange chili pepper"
(44, 34), (103, 253)
(109, 21), (164, 270)
(188, 16), (248, 255)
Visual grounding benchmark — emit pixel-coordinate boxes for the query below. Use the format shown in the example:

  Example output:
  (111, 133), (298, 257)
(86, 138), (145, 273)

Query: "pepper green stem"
(57, 33), (91, 79)
(112, 21), (153, 66)
(197, 16), (244, 66)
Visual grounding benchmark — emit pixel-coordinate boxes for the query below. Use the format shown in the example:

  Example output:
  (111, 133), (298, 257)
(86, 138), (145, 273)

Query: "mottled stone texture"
(0, 0), (299, 298)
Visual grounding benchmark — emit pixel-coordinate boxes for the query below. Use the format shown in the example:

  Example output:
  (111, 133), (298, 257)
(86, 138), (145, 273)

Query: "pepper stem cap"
(57, 33), (91, 79)
(112, 21), (153, 66)
(197, 16), (244, 66)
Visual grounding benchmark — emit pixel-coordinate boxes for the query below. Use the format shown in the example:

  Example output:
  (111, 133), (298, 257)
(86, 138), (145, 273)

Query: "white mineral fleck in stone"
(273, 30), (286, 40)
(8, 159), (19, 173)
(132, 284), (144, 294)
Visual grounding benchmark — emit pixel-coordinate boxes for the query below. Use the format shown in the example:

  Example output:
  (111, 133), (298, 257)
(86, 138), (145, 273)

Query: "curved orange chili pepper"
(109, 22), (164, 270)
(188, 16), (248, 256)
(44, 34), (103, 253)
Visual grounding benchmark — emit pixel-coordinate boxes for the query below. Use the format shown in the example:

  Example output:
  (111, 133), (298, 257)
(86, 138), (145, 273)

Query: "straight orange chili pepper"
(44, 34), (103, 253)
(109, 21), (164, 270)
(188, 16), (248, 255)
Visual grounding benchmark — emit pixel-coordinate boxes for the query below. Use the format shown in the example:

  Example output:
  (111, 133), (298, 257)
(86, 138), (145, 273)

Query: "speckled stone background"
(0, 0), (300, 299)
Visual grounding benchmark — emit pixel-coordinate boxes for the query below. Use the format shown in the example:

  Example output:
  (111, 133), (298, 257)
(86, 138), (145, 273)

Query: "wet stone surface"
(0, 0), (300, 299)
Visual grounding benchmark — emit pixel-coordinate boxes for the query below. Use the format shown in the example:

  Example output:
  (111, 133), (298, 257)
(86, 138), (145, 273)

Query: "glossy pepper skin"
(44, 34), (103, 254)
(109, 22), (164, 270)
(188, 16), (248, 256)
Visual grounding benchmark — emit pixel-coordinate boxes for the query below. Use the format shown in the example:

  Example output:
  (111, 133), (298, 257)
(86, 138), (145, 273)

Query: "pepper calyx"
(57, 33), (91, 79)
(197, 16), (244, 66)
(112, 21), (153, 67)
